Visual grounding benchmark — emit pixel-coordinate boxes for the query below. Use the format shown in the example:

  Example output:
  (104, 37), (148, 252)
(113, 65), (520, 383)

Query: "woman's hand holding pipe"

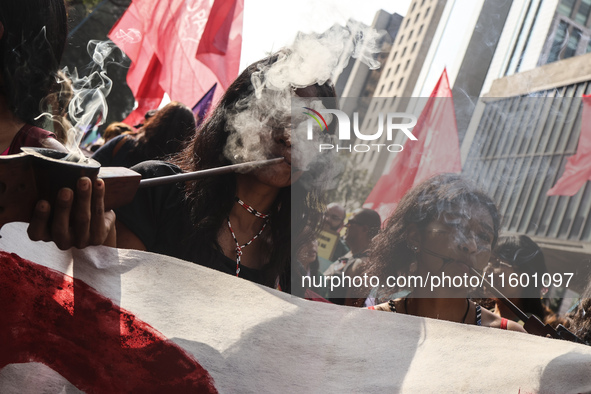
(27, 177), (117, 249)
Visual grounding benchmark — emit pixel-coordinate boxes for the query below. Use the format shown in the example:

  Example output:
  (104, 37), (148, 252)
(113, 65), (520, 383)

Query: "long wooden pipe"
(0, 148), (283, 228)
(137, 158), (284, 188)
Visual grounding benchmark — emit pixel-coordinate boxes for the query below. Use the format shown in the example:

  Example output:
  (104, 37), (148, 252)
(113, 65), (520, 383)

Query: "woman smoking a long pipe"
(27, 52), (337, 292)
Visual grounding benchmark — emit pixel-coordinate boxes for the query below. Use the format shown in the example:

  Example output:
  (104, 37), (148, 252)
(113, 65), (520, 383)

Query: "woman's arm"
(116, 220), (147, 250)
(480, 307), (526, 332)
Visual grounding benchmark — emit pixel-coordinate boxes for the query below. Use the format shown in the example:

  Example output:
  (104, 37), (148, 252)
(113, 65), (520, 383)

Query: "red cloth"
(547, 94), (591, 196)
(364, 69), (462, 219)
(108, 0), (243, 126)
(4, 124), (56, 155)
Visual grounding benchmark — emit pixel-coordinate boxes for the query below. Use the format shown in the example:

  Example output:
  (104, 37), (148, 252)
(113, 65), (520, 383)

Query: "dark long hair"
(567, 279), (591, 344)
(125, 101), (196, 165)
(0, 0), (68, 126)
(369, 173), (500, 282)
(172, 54), (336, 290)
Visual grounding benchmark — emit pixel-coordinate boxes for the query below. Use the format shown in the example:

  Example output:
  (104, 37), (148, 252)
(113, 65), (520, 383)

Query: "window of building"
(411, 2), (416, 12)
(505, 0), (544, 74)
(576, 0), (591, 25)
(388, 81), (394, 92)
(425, 7), (430, 18)
(558, 0), (576, 17)
(395, 63), (400, 74)
(379, 85), (385, 95)
(408, 30), (414, 40)
(386, 67), (391, 78)
(404, 59), (411, 70)
(392, 51), (397, 61)
(397, 78), (404, 89)
(421, 0), (425, 6)
(415, 13), (421, 23)
(418, 24), (423, 36)
(405, 18), (410, 28)
(564, 28), (582, 58)
(399, 34), (405, 44)
(401, 47), (407, 57)
(547, 21), (569, 63)
(411, 41), (417, 53)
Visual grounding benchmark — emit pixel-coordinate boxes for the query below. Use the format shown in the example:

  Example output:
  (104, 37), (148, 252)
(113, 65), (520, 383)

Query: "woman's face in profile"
(250, 86), (320, 188)
(416, 204), (495, 277)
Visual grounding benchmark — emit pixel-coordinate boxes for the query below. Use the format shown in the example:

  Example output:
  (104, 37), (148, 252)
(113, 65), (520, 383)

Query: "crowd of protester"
(2, 0), (591, 365)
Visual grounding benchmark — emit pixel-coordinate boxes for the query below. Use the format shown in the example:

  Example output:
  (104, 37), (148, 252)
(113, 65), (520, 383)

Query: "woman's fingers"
(72, 177), (92, 248)
(27, 200), (52, 242)
(27, 177), (116, 250)
(89, 179), (116, 245)
(51, 187), (75, 250)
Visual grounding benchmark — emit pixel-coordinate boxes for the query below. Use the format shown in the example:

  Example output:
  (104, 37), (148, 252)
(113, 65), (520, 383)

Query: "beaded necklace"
(227, 197), (271, 276)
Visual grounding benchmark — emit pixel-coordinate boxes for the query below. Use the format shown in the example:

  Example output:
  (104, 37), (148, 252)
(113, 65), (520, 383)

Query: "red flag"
(108, 0), (243, 124)
(196, 0), (244, 90)
(547, 95), (591, 196)
(108, 2), (162, 126)
(364, 69), (461, 219)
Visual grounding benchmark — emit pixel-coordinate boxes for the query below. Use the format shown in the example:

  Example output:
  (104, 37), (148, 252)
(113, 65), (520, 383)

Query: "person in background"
(324, 208), (381, 306)
(297, 238), (320, 280)
(92, 102), (196, 168)
(0, 0), (67, 154)
(88, 122), (135, 153)
(484, 234), (555, 326)
(103, 122), (135, 144)
(133, 109), (157, 129)
(322, 202), (349, 261)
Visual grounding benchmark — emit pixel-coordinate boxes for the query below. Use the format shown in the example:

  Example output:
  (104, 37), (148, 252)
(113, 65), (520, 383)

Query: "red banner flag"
(547, 95), (591, 196)
(108, 0), (243, 125)
(364, 69), (461, 219)
(196, 0), (244, 90)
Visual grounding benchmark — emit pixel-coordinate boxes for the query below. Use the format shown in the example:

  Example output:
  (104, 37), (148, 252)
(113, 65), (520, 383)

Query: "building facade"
(462, 53), (591, 292)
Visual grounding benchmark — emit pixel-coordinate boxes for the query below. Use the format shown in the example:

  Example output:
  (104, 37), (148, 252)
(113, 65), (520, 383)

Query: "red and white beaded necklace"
(227, 197), (271, 276)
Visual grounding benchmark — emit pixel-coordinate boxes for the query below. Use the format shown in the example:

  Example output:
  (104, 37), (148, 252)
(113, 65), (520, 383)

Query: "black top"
(92, 135), (138, 168)
(115, 160), (267, 285)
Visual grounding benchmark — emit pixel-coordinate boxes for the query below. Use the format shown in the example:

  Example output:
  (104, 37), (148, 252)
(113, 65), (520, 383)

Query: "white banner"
(1, 223), (591, 393)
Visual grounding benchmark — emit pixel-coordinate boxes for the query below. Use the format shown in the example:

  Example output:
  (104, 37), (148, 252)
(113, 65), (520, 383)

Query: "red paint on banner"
(0, 252), (217, 393)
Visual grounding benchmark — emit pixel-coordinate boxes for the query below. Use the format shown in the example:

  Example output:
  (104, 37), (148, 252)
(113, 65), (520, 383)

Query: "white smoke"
(223, 19), (383, 184)
(251, 20), (383, 97)
(61, 40), (125, 160)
